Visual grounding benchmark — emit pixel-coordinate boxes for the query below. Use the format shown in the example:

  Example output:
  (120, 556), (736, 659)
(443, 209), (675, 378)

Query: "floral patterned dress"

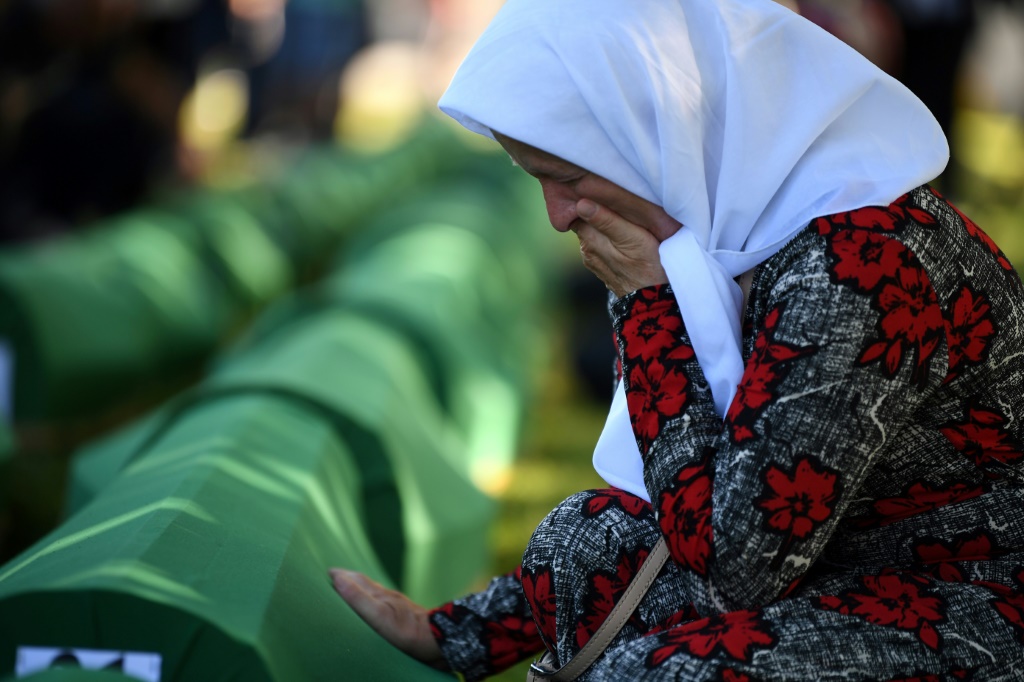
(428, 187), (1024, 681)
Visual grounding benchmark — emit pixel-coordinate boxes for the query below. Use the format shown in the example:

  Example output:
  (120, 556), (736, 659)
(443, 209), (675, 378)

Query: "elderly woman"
(330, 0), (1024, 678)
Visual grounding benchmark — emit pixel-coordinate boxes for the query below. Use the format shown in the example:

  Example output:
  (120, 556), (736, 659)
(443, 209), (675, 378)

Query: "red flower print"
(814, 217), (833, 236)
(755, 455), (840, 568)
(852, 480), (987, 528)
(726, 304), (816, 443)
(944, 286), (996, 383)
(857, 263), (944, 386)
(912, 529), (998, 582)
(976, 567), (1024, 642)
(483, 613), (542, 671)
(816, 193), (937, 236)
(974, 579), (1014, 597)
(814, 594), (848, 614)
(827, 229), (910, 293)
(888, 669), (974, 682)
(667, 343), (696, 362)
(781, 575), (804, 599)
(818, 572), (947, 650)
(582, 488), (654, 521)
(428, 601), (470, 642)
(892, 193), (942, 226)
(645, 610), (777, 666)
(647, 604), (702, 635)
(817, 195), (938, 234)
(940, 402), (1024, 470)
(621, 285), (686, 362)
(625, 358), (690, 457)
(757, 455), (840, 539)
(816, 205), (904, 234)
(989, 587), (1024, 643)
(576, 546), (650, 648)
(522, 566), (557, 649)
(658, 451), (715, 576)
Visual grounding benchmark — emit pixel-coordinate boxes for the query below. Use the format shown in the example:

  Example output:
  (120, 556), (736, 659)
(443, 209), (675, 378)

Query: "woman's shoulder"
(758, 186), (1024, 310)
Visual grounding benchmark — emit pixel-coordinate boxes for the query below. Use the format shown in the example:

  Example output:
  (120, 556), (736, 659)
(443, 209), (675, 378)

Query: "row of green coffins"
(0, 157), (555, 680)
(0, 115), (487, 425)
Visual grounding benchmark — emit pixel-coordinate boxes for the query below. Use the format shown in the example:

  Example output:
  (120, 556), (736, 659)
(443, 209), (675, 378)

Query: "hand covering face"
(439, 0), (948, 501)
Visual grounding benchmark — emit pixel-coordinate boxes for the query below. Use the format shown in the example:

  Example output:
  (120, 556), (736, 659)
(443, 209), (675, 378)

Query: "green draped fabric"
(0, 117), (477, 423)
(0, 394), (453, 681)
(11, 120), (560, 680)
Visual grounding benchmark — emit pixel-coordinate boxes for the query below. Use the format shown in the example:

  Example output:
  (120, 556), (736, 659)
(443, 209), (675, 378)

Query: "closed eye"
(552, 172), (587, 187)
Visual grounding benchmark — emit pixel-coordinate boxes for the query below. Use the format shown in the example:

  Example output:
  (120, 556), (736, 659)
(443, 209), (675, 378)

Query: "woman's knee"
(522, 488), (658, 575)
(521, 488), (663, 659)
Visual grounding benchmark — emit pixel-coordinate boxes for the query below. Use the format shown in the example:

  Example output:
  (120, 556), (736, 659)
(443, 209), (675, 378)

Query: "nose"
(539, 179), (578, 232)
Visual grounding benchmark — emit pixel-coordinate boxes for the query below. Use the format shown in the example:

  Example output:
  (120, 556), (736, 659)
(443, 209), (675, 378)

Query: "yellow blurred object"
(334, 42), (428, 152)
(179, 68), (250, 153)
(473, 463), (513, 497)
(955, 109), (1024, 187)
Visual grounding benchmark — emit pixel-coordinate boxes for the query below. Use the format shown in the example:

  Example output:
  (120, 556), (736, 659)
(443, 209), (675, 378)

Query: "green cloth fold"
(1, 394), (453, 680)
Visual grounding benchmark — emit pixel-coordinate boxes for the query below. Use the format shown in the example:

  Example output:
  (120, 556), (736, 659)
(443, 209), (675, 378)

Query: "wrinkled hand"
(575, 199), (668, 297)
(329, 568), (447, 670)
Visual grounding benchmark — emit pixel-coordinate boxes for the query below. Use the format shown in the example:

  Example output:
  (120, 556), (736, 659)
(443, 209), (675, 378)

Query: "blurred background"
(0, 0), (1021, 679)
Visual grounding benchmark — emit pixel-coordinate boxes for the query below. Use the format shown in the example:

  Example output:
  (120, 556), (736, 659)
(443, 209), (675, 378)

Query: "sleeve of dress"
(428, 566), (544, 681)
(611, 229), (949, 614)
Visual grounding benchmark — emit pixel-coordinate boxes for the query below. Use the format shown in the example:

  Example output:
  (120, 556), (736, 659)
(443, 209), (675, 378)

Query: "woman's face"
(492, 132), (682, 242)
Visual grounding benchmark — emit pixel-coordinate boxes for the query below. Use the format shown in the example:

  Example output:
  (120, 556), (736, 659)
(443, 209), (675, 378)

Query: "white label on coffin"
(15, 646), (161, 681)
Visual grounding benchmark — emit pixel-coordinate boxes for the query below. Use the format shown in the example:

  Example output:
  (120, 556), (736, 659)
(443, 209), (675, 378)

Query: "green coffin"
(68, 310), (492, 606)
(0, 212), (234, 422)
(205, 311), (492, 605)
(325, 173), (554, 488)
(0, 394), (453, 681)
(63, 408), (172, 519)
(65, 149), (557, 598)
(329, 221), (533, 490)
(168, 192), (293, 311)
(269, 116), (475, 265)
(335, 164), (554, 306)
(64, 386), (406, 593)
(225, 172), (555, 489)
(0, 116), (483, 424)
(12, 670), (134, 681)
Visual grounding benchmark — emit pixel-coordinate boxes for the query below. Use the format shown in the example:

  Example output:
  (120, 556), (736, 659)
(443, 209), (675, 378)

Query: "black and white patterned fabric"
(429, 188), (1024, 681)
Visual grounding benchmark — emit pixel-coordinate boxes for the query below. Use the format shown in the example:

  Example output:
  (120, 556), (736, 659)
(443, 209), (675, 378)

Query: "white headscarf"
(439, 0), (948, 501)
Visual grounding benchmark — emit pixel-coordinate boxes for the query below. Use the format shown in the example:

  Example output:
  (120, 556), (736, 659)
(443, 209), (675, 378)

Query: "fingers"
(330, 568), (390, 625)
(328, 568), (446, 668)
(576, 199), (649, 247)
(574, 199), (668, 297)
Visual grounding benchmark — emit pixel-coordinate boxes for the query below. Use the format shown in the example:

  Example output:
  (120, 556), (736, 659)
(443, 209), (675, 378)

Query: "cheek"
(647, 213), (683, 242)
